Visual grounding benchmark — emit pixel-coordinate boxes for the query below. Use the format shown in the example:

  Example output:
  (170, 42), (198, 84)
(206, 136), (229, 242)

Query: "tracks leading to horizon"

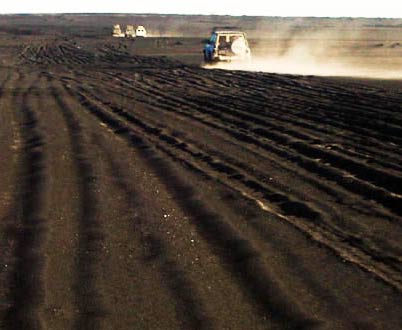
(68, 80), (402, 294)
(59, 65), (402, 292)
(48, 79), (106, 329)
(1, 50), (402, 329)
(2, 71), (47, 329)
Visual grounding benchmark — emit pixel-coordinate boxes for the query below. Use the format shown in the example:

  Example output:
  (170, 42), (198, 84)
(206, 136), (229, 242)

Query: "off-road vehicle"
(203, 29), (251, 62)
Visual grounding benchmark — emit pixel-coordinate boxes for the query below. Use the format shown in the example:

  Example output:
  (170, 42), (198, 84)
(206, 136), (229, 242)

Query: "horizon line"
(0, 13), (401, 19)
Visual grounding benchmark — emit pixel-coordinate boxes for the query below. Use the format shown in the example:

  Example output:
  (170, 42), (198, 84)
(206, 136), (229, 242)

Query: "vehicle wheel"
(204, 51), (214, 63)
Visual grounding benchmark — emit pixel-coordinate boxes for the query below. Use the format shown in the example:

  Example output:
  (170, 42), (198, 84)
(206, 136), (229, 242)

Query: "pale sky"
(1, 0), (401, 18)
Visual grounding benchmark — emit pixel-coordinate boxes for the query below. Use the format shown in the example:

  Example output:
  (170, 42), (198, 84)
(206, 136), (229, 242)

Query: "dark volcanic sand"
(0, 15), (402, 330)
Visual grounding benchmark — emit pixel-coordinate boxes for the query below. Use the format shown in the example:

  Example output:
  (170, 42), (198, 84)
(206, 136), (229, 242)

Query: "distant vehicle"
(136, 26), (147, 38)
(203, 30), (251, 62)
(112, 24), (125, 38)
(125, 25), (136, 38)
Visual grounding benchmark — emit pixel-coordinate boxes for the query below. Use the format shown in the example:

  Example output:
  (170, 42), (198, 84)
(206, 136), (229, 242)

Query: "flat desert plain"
(0, 14), (402, 330)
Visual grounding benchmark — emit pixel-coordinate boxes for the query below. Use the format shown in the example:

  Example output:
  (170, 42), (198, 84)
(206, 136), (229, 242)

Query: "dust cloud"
(203, 54), (402, 79)
(203, 30), (402, 79)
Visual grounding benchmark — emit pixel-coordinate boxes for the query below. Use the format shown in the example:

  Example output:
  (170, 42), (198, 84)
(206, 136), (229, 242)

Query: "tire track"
(78, 74), (399, 222)
(80, 81), (402, 274)
(3, 33), (402, 330)
(3, 73), (46, 330)
(148, 76), (401, 197)
(218, 68), (402, 119)
(64, 79), (402, 294)
(136, 72), (402, 196)
(116, 71), (401, 172)
(66, 69), (398, 252)
(47, 79), (106, 330)
(148, 67), (402, 165)
(0, 69), (21, 325)
(88, 73), (402, 206)
(59, 65), (398, 327)
(62, 81), (322, 329)
(91, 134), (214, 330)
(80, 73), (402, 218)
(19, 42), (95, 65)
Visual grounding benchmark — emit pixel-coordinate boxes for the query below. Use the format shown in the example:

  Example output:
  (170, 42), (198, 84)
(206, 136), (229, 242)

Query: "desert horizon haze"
(1, 0), (402, 18)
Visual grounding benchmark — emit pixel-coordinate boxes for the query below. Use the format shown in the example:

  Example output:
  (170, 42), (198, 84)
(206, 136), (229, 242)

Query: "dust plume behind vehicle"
(203, 29), (402, 79)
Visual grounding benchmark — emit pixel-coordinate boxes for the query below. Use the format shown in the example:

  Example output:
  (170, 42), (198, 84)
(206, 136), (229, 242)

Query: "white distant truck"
(113, 25), (147, 38)
(135, 26), (147, 37)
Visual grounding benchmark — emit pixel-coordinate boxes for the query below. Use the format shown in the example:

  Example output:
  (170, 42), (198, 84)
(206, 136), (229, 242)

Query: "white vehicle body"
(112, 24), (125, 38)
(136, 26), (147, 37)
(204, 30), (251, 62)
